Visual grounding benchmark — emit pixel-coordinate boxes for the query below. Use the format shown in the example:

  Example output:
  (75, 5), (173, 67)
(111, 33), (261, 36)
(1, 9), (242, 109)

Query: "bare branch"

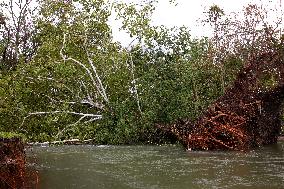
(82, 28), (109, 103)
(21, 111), (102, 128)
(60, 33), (109, 104)
(85, 49), (109, 103)
(26, 76), (74, 94)
(55, 115), (88, 139)
(128, 54), (142, 115)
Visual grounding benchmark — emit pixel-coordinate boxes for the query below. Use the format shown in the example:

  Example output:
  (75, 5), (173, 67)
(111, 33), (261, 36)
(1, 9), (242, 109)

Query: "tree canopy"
(0, 0), (283, 144)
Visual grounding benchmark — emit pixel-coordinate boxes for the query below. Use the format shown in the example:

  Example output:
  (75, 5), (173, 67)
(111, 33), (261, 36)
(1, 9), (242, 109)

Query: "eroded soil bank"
(0, 138), (38, 189)
(0, 138), (26, 188)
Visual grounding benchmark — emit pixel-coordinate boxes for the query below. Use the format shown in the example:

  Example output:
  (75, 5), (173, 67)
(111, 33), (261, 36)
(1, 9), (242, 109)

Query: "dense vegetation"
(0, 0), (283, 144)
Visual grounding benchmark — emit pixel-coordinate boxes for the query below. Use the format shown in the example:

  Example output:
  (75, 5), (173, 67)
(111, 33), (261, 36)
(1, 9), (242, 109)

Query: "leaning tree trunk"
(160, 50), (284, 151)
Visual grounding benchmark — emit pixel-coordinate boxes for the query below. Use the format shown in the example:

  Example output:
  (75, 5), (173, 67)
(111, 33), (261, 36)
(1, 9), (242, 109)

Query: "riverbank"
(0, 137), (26, 188)
(0, 133), (39, 188)
(24, 135), (284, 148)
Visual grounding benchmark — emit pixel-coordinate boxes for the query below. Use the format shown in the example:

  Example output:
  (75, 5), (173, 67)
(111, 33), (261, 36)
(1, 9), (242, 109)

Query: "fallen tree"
(159, 49), (284, 151)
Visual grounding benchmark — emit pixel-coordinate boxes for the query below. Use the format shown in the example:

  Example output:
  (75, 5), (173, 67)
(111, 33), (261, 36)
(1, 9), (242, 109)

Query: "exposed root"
(159, 50), (284, 151)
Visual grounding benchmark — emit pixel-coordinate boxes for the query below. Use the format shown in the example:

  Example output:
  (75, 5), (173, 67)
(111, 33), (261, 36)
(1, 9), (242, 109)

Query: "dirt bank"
(0, 138), (26, 189)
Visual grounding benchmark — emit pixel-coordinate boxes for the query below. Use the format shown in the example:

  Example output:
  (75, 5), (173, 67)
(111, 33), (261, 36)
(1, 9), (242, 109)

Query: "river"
(26, 141), (284, 189)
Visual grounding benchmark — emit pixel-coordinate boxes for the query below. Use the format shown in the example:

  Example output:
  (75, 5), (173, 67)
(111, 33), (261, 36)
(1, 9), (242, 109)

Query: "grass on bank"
(0, 132), (25, 139)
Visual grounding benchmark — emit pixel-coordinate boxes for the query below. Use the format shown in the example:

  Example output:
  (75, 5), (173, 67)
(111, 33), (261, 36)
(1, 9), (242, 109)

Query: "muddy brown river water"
(26, 141), (284, 189)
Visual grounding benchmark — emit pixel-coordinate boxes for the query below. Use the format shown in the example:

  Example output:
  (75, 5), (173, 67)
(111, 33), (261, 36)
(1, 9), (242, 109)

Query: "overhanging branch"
(20, 111), (102, 128)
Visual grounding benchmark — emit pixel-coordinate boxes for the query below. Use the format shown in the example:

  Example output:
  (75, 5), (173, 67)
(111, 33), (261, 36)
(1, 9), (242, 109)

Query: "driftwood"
(159, 50), (284, 151)
(27, 138), (95, 146)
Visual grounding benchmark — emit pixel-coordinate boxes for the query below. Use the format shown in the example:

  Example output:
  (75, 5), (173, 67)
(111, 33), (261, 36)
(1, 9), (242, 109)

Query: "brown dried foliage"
(159, 48), (284, 151)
